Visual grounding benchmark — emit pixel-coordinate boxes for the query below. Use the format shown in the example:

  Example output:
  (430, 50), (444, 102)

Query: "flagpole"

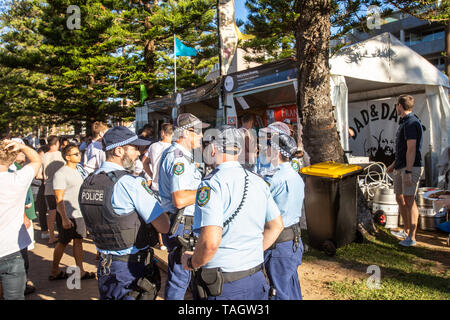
(217, 0), (225, 125)
(174, 34), (177, 93)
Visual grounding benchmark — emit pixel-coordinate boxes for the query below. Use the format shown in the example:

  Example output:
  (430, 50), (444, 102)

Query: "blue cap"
(102, 126), (151, 151)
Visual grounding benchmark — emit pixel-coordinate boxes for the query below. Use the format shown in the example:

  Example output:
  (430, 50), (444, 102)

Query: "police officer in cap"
(158, 113), (209, 300)
(263, 133), (305, 300)
(181, 125), (284, 300)
(79, 126), (170, 300)
(256, 122), (291, 177)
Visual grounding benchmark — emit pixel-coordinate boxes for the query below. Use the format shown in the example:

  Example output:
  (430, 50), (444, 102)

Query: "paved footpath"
(26, 222), (172, 300)
(25, 221), (450, 300)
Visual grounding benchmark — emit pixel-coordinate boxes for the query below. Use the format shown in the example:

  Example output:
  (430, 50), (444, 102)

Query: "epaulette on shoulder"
(264, 168), (279, 178)
(203, 168), (219, 181)
(174, 149), (184, 158)
(247, 169), (265, 181)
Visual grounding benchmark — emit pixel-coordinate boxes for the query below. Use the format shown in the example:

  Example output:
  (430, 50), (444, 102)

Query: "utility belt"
(101, 249), (150, 264)
(99, 248), (161, 300)
(169, 209), (197, 264)
(268, 222), (302, 251)
(193, 263), (264, 299)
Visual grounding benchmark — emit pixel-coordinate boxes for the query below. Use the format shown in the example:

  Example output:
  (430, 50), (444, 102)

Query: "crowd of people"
(0, 115), (310, 301)
(1, 97), (448, 301)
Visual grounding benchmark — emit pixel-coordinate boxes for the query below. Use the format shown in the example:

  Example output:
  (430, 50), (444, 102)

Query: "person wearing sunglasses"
(49, 144), (95, 281)
(181, 125), (283, 300)
(158, 113), (209, 300)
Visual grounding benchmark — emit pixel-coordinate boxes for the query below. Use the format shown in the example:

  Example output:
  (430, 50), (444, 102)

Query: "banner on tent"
(348, 95), (429, 166)
(266, 105), (298, 124)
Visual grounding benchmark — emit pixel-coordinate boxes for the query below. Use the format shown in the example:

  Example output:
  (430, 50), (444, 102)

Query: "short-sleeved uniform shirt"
(193, 161), (281, 273)
(264, 162), (304, 228)
(394, 113), (423, 170)
(94, 161), (165, 255)
(158, 142), (202, 216)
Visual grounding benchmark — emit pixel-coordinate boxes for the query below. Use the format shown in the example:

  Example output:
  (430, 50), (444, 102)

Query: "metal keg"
(417, 187), (442, 231)
(372, 187), (399, 229)
(416, 187), (439, 208)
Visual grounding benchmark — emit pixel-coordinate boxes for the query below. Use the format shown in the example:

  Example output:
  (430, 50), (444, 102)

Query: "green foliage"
(242, 0), (448, 63)
(0, 0), (218, 133)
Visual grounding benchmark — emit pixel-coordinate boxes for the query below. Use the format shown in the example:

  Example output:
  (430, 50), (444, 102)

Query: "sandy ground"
(22, 221), (449, 300)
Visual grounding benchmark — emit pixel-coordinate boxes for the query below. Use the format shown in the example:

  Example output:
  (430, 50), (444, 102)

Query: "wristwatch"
(405, 170), (412, 174)
(187, 256), (197, 270)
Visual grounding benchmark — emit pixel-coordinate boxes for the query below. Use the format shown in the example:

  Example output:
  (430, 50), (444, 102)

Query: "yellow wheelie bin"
(300, 161), (362, 256)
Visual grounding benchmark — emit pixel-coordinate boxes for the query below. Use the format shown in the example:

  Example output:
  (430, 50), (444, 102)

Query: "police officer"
(79, 126), (170, 300)
(257, 122), (307, 176)
(256, 122), (291, 177)
(263, 133), (305, 300)
(158, 113), (209, 300)
(181, 126), (284, 300)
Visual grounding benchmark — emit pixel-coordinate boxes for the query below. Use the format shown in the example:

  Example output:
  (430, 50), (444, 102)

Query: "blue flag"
(175, 36), (197, 57)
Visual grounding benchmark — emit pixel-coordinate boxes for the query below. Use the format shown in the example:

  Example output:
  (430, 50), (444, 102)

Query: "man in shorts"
(42, 136), (65, 244)
(387, 95), (424, 247)
(49, 143), (94, 280)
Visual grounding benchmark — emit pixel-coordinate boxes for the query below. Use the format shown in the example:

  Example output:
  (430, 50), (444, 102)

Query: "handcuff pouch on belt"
(125, 250), (161, 300)
(193, 267), (223, 299)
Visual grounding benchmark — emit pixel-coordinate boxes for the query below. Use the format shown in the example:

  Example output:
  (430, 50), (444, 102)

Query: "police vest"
(79, 170), (151, 251)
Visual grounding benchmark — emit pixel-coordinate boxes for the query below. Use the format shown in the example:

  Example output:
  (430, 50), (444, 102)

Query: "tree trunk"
(294, 0), (376, 236)
(446, 20), (449, 80)
(294, 0), (344, 164)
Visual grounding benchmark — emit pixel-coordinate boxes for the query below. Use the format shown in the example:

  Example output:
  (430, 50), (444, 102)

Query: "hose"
(357, 162), (393, 200)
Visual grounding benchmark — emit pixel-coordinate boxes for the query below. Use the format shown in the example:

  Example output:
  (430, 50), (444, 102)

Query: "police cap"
(102, 126), (151, 151)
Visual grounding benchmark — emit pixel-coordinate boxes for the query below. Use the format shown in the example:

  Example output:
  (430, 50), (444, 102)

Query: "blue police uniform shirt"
(264, 162), (304, 228)
(158, 142), (202, 216)
(193, 161), (281, 273)
(94, 161), (164, 255)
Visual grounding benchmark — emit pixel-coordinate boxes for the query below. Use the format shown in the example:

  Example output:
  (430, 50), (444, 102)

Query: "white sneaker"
(399, 237), (417, 247)
(160, 246), (167, 251)
(391, 229), (408, 239)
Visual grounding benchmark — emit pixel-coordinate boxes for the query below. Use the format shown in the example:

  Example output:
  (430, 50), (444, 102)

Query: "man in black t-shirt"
(387, 95), (423, 247)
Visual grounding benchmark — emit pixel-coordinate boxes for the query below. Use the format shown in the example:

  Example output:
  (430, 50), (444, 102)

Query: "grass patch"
(301, 227), (450, 300)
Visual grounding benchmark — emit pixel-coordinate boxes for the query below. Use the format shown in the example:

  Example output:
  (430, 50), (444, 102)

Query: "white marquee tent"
(330, 32), (450, 180)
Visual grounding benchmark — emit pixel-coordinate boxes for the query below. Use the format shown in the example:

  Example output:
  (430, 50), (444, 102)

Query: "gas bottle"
(424, 144), (438, 187)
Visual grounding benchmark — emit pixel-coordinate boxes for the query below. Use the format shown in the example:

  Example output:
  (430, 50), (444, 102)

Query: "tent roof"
(330, 32), (449, 88)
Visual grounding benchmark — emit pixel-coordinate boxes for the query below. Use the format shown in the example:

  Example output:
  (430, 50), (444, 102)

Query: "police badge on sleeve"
(141, 180), (153, 195)
(174, 162), (185, 175)
(291, 159), (300, 173)
(196, 186), (211, 207)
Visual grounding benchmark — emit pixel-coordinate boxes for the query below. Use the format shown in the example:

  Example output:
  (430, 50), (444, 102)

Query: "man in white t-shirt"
(83, 121), (109, 174)
(42, 135), (65, 244)
(0, 139), (41, 300)
(142, 123), (173, 192)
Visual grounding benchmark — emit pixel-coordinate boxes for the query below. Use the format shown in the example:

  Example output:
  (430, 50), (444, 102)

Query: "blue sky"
(235, 0), (249, 25)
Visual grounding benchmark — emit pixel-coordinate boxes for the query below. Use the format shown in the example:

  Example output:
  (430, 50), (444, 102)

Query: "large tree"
(243, 0), (448, 235)
(244, 0), (448, 163)
(0, 0), (219, 133)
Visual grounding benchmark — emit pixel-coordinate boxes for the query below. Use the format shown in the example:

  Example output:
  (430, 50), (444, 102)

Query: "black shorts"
(45, 195), (57, 211)
(56, 214), (87, 245)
